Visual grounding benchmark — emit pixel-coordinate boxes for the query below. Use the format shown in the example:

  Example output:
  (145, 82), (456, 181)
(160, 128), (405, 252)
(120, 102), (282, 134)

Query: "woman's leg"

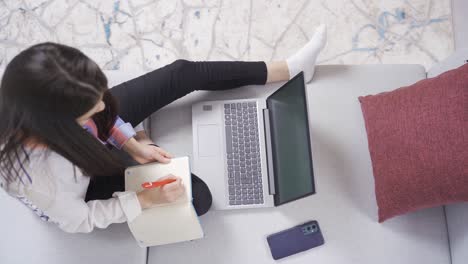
(110, 60), (270, 126)
(109, 24), (326, 126)
(110, 60), (295, 126)
(265, 61), (290, 83)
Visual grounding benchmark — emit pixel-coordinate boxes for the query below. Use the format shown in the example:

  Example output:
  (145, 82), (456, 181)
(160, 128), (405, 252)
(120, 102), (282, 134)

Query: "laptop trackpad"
(198, 125), (221, 157)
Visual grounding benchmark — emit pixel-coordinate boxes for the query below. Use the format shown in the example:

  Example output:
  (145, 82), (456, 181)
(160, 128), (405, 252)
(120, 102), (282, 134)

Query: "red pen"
(141, 179), (177, 189)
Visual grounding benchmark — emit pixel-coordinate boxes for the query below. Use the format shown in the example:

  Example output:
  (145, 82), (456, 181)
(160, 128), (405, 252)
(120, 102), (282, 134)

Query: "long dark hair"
(0, 42), (125, 187)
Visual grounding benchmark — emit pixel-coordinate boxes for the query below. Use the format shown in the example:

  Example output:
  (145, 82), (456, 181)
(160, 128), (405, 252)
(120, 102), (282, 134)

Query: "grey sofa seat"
(146, 64), (451, 264)
(0, 58), (466, 264)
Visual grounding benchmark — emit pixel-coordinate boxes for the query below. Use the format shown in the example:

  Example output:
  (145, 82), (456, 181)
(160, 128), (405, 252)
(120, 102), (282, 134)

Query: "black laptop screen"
(266, 72), (315, 206)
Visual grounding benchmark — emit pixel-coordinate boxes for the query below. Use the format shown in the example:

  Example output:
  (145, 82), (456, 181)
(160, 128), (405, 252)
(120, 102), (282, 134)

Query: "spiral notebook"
(125, 156), (204, 247)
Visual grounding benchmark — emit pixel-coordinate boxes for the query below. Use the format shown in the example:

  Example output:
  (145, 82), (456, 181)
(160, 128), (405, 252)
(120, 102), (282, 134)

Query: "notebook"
(125, 156), (204, 247)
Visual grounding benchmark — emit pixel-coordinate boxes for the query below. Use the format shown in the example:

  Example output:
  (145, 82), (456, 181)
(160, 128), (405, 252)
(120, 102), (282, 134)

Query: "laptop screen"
(266, 72), (315, 206)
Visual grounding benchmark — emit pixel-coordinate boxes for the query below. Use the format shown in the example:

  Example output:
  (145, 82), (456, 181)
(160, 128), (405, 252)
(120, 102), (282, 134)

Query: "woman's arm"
(38, 188), (180, 233)
(106, 116), (136, 149)
(122, 137), (172, 164)
(25, 188), (142, 233)
(86, 116), (171, 164)
(120, 122), (173, 164)
(134, 130), (155, 145)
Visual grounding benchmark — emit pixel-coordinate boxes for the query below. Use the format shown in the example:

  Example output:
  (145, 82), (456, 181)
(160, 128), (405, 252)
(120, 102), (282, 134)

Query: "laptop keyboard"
(224, 102), (264, 206)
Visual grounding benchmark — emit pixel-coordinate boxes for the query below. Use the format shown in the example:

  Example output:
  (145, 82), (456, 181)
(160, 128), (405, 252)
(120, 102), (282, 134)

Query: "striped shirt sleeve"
(106, 116), (136, 149)
(83, 116), (136, 149)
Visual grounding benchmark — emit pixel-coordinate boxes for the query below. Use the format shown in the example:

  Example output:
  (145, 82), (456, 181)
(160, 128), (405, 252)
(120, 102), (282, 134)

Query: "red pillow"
(359, 63), (468, 222)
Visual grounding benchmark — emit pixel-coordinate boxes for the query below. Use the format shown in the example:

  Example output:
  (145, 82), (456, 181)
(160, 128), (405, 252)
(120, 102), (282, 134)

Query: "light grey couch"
(0, 50), (467, 264)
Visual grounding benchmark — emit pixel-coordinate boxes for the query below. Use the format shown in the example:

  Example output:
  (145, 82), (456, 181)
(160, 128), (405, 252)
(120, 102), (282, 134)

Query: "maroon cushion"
(359, 63), (468, 222)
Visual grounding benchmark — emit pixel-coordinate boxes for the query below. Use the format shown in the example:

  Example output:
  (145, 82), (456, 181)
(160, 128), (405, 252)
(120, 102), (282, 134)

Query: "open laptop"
(192, 72), (315, 210)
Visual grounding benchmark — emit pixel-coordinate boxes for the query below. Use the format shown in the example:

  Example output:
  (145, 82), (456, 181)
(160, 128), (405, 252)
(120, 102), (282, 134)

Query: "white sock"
(286, 24), (327, 83)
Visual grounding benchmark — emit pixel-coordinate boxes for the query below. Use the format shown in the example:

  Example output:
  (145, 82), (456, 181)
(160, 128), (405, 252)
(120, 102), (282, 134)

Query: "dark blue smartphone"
(267, 220), (324, 260)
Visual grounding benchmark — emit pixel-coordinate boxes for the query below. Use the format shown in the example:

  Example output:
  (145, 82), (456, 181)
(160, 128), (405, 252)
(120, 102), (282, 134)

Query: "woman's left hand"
(134, 143), (173, 164)
(124, 138), (173, 164)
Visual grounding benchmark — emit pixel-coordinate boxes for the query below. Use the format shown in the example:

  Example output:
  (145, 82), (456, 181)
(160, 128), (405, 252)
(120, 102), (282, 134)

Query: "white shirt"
(3, 148), (142, 233)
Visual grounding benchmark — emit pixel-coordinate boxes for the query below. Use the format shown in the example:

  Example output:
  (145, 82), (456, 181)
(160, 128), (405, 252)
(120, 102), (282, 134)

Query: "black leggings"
(85, 60), (268, 216)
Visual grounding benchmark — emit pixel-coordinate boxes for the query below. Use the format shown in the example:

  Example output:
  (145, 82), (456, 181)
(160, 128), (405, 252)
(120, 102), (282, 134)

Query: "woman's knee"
(168, 59), (193, 74)
(191, 174), (212, 216)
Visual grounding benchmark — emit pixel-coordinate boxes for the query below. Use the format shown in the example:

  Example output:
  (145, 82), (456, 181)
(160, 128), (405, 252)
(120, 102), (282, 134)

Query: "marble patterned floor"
(0, 0), (454, 73)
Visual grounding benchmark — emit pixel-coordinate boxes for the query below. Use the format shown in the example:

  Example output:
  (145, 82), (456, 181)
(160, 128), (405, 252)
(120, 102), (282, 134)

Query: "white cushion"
(146, 65), (451, 264)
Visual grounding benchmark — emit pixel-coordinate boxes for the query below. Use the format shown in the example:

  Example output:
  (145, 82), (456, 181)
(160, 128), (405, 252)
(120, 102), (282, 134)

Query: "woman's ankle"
(265, 61), (290, 83)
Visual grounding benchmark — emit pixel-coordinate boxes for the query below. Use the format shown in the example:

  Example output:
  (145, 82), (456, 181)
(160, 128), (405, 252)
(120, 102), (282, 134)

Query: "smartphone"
(267, 220), (324, 260)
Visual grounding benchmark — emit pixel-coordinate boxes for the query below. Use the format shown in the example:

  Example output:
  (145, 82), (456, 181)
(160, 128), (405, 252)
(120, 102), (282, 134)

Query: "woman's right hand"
(137, 175), (185, 209)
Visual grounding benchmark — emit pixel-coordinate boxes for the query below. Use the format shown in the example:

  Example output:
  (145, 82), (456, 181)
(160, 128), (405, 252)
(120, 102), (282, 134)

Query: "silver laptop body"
(192, 98), (275, 210)
(192, 72), (315, 211)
